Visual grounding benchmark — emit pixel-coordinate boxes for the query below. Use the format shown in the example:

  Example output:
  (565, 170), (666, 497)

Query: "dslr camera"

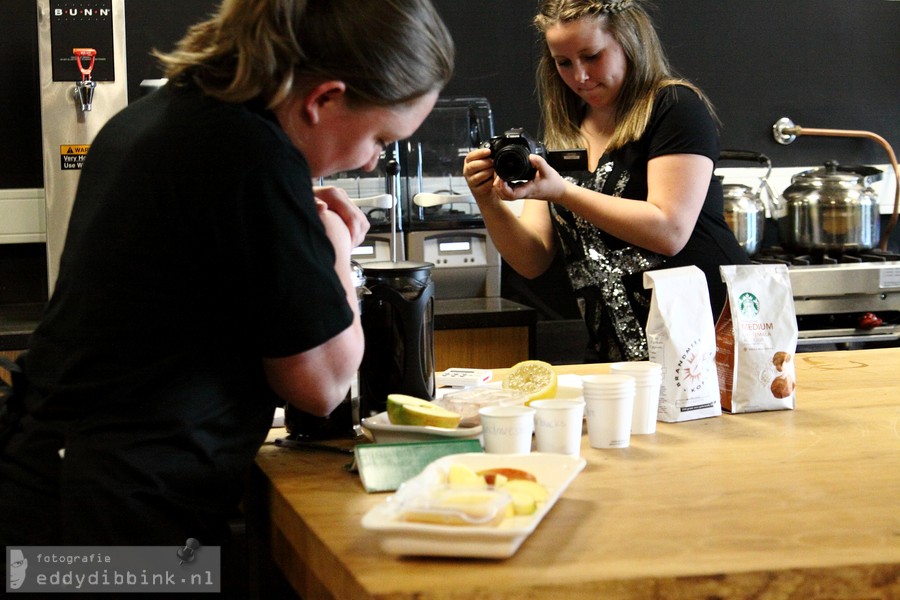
(483, 128), (588, 182)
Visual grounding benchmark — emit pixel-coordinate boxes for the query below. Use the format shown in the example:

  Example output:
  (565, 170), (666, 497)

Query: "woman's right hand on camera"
(463, 147), (501, 204)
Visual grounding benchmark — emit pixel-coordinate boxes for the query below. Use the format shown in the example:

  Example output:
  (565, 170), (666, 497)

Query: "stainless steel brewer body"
(37, 0), (129, 292)
(404, 97), (501, 299)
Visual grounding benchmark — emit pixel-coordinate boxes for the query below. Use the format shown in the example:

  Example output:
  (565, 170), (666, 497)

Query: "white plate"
(361, 452), (586, 558)
(361, 412), (483, 444)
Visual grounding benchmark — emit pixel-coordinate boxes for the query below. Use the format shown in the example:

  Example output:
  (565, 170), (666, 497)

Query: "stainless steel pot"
(778, 161), (882, 254)
(718, 150), (777, 256)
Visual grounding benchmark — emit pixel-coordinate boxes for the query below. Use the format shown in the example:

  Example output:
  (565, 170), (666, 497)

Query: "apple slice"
(507, 490), (538, 516)
(477, 468), (537, 485)
(502, 479), (549, 504)
(386, 394), (461, 428)
(447, 464), (487, 488)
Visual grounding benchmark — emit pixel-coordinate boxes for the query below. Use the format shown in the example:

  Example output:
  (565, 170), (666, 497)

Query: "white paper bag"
(643, 266), (722, 422)
(715, 264), (798, 413)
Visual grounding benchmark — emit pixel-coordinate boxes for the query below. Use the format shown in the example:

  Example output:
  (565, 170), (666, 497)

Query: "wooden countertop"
(252, 348), (900, 600)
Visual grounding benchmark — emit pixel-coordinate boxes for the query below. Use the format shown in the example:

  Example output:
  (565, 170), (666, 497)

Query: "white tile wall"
(0, 188), (46, 243)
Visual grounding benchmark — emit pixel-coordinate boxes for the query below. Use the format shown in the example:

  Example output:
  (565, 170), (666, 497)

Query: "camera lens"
(493, 145), (535, 182)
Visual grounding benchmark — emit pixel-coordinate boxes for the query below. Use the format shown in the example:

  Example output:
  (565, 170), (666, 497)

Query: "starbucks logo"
(738, 292), (759, 317)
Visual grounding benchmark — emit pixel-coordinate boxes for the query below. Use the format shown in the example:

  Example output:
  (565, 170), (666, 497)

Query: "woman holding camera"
(464, 0), (749, 362)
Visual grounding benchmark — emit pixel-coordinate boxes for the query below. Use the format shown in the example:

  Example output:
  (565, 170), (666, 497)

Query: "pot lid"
(791, 160), (883, 187)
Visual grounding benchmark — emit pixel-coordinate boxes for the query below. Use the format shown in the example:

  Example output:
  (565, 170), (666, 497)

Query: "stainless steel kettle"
(717, 150), (779, 256)
(778, 161), (882, 254)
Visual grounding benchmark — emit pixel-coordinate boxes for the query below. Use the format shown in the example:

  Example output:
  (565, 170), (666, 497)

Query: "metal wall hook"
(772, 117), (798, 145)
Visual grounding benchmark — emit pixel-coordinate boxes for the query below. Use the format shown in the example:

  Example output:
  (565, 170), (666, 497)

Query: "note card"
(354, 439), (483, 492)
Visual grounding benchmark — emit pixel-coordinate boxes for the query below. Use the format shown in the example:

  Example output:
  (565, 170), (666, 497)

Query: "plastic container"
(394, 485), (512, 527)
(435, 388), (528, 426)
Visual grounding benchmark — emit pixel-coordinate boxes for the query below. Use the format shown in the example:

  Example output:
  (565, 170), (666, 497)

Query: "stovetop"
(749, 247), (900, 345)
(754, 247), (900, 297)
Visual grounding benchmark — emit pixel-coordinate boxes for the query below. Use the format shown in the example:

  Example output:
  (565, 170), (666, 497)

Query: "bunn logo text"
(53, 8), (111, 17)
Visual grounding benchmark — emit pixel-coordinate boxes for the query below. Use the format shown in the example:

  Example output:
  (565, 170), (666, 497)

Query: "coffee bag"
(643, 266), (722, 422)
(715, 264), (797, 413)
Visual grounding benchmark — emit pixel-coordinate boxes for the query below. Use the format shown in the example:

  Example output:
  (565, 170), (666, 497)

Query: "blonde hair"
(155, 0), (454, 109)
(534, 0), (714, 151)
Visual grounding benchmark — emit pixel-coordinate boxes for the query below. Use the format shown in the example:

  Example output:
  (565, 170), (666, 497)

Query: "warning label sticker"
(60, 145), (90, 170)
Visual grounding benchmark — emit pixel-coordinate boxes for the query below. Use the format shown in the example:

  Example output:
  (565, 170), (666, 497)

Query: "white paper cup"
(582, 374), (635, 449)
(478, 405), (535, 454)
(610, 362), (662, 434)
(530, 399), (585, 457)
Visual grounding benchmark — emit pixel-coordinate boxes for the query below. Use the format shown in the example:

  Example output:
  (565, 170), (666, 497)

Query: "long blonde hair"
(155, 0), (454, 109)
(534, 0), (714, 151)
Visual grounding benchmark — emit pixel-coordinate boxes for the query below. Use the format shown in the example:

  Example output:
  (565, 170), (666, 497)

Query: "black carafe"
(359, 261), (435, 417)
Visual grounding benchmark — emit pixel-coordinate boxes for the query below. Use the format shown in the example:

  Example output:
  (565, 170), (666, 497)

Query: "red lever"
(73, 48), (97, 81)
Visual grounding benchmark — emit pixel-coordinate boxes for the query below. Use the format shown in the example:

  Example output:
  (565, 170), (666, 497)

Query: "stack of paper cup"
(581, 374), (636, 448)
(609, 361), (663, 434)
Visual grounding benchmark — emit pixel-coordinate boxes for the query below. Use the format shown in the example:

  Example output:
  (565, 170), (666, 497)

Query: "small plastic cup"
(478, 405), (535, 454)
(530, 399), (585, 457)
(582, 374), (635, 449)
(610, 361), (662, 434)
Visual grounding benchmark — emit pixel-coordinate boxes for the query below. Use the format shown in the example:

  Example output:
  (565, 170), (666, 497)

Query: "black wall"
(2, 0), (899, 191)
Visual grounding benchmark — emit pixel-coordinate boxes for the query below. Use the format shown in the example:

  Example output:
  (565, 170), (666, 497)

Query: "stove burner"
(753, 246), (900, 266)
(749, 246), (900, 348)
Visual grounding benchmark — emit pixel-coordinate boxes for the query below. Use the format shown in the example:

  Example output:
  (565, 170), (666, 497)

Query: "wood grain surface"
(254, 348), (900, 600)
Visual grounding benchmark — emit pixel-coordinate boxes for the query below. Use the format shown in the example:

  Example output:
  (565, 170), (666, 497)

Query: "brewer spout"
(74, 79), (96, 112)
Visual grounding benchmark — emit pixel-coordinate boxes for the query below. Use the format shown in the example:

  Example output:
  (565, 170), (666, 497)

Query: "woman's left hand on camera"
(493, 154), (566, 203)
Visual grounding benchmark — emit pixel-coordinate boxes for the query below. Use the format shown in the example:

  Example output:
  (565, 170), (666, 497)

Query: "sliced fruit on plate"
(502, 360), (558, 405)
(386, 394), (462, 429)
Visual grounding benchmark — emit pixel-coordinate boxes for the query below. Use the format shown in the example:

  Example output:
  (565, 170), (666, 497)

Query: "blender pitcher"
(359, 261), (436, 417)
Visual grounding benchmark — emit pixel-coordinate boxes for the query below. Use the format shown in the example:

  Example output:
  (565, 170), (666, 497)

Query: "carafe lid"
(362, 260), (434, 275)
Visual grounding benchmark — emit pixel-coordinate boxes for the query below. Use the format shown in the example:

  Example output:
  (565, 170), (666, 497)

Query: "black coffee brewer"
(358, 260), (436, 417)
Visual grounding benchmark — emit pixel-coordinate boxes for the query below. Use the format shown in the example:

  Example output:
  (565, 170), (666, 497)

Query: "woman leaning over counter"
(0, 0), (453, 550)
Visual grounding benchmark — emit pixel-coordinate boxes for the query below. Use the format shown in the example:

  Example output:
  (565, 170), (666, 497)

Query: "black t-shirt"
(1, 82), (353, 544)
(552, 85), (751, 361)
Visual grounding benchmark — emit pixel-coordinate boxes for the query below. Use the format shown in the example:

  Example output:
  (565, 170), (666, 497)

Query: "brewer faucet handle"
(73, 48), (97, 81)
(352, 194), (393, 209)
(413, 192), (477, 207)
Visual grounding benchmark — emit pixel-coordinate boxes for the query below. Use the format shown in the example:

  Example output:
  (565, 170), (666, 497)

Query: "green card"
(354, 439), (483, 493)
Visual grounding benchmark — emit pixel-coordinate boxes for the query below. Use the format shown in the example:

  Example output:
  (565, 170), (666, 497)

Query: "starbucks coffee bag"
(715, 264), (797, 413)
(643, 266), (722, 422)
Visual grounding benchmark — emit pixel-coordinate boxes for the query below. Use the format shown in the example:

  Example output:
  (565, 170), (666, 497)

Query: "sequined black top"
(550, 85), (750, 362)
